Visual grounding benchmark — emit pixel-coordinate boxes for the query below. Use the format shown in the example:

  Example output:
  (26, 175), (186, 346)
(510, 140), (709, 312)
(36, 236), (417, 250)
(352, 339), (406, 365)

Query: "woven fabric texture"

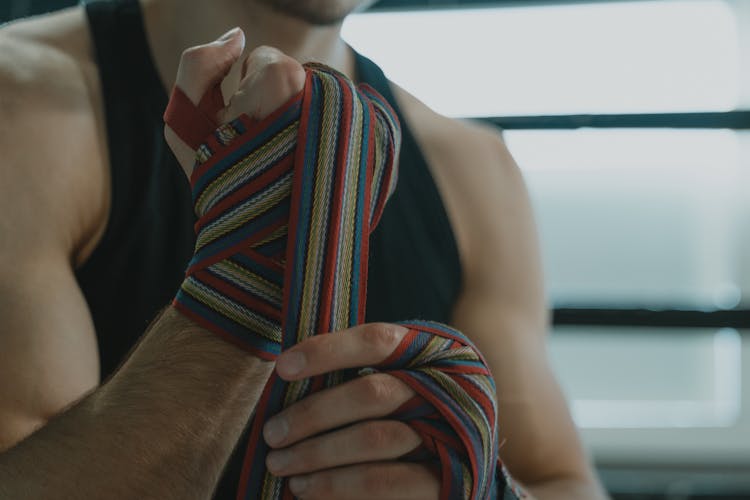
(166, 63), (510, 499)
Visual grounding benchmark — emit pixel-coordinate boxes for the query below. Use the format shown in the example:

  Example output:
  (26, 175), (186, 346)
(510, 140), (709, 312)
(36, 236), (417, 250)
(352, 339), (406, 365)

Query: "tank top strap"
(355, 51), (463, 323)
(85, 0), (167, 113)
(80, 0), (196, 378)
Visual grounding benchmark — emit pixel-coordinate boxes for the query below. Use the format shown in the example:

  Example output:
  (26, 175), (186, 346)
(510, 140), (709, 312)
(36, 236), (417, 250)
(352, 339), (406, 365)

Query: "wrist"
(157, 305), (276, 378)
(104, 306), (274, 405)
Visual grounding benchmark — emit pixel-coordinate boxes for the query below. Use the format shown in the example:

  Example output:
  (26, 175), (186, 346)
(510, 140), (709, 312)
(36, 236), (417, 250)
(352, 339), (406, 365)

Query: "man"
(0, 0), (607, 498)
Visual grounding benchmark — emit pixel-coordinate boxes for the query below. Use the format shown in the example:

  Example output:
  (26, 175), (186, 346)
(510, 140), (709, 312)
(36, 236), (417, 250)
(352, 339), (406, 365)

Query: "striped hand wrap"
(165, 63), (516, 499)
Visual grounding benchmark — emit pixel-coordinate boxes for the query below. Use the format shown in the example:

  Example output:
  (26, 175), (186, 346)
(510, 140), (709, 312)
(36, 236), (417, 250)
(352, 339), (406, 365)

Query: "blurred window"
(507, 128), (744, 311)
(344, 0), (749, 315)
(347, 0), (749, 444)
(344, 0), (740, 117)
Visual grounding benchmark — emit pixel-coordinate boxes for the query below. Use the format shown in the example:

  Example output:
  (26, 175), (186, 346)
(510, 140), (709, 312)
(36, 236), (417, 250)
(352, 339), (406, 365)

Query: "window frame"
(365, 0), (750, 330)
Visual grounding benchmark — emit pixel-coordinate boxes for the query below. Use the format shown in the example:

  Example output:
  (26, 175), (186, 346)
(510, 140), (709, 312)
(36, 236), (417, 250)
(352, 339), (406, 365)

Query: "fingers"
(263, 372), (415, 448)
(266, 420), (421, 476)
(175, 27), (245, 106)
(222, 45), (306, 123)
(165, 27), (246, 173)
(275, 322), (409, 380)
(286, 462), (440, 500)
(165, 41), (305, 175)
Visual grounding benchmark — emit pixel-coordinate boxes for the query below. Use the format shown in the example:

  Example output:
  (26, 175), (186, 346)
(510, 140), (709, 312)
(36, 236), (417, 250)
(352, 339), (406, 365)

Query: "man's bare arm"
(395, 96), (608, 499)
(444, 124), (608, 499)
(0, 19), (272, 499)
(0, 308), (272, 499)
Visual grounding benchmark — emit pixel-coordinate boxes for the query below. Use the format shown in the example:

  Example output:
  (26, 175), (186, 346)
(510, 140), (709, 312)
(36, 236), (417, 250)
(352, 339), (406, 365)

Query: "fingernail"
(277, 351), (306, 377)
(289, 476), (309, 495)
(264, 417), (289, 446)
(218, 27), (241, 42)
(266, 450), (290, 473)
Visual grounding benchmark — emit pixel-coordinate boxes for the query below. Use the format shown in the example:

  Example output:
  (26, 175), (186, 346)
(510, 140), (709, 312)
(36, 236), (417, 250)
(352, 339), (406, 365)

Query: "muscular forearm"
(0, 307), (273, 499)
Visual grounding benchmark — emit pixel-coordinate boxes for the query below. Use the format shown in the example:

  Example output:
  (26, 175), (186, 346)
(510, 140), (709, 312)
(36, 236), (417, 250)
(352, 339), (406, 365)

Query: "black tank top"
(79, 1), (462, 496)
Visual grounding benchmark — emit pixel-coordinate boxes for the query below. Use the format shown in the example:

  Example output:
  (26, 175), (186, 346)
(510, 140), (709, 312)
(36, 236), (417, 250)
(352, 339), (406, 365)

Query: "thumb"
(165, 28), (245, 176)
(175, 27), (246, 108)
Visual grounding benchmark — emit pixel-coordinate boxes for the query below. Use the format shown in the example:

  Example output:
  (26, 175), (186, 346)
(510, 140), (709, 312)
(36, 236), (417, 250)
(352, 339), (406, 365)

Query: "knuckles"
(358, 373), (415, 412)
(359, 420), (409, 452)
(176, 46), (226, 103)
(255, 55), (306, 93)
(361, 372), (399, 406)
(246, 44), (286, 65)
(226, 49), (305, 121)
(361, 322), (405, 358)
(174, 42), (305, 123)
(242, 45), (305, 91)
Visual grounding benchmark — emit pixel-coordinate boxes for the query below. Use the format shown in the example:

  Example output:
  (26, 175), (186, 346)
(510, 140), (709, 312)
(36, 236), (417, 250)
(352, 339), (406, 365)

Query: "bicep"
(0, 256), (100, 451)
(454, 291), (588, 483)
(0, 53), (102, 451)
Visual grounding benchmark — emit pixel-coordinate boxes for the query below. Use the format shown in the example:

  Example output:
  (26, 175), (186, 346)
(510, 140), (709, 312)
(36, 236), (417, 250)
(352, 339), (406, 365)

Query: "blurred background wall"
(3, 1), (749, 498)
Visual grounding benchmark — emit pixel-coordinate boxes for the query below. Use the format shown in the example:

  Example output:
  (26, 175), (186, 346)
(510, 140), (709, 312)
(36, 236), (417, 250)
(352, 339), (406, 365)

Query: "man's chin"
(258, 0), (374, 26)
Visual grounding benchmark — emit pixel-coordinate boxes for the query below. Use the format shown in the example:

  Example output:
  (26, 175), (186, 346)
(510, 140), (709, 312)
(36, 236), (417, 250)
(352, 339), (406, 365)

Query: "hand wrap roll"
(165, 63), (519, 499)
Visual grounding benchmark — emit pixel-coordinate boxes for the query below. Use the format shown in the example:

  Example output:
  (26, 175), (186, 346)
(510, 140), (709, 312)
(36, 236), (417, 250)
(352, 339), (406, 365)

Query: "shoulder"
(391, 83), (508, 160)
(391, 83), (549, 348)
(391, 84), (530, 276)
(0, 6), (108, 267)
(0, 7), (96, 107)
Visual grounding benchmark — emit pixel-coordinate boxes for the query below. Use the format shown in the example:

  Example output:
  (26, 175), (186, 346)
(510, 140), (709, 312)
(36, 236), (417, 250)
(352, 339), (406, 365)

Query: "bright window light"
(504, 129), (744, 310)
(343, 1), (740, 117)
(549, 327), (742, 429)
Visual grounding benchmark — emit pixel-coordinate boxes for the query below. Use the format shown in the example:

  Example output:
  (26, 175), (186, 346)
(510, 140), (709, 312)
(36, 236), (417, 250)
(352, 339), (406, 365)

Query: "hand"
(262, 323), (441, 500)
(163, 28), (306, 177)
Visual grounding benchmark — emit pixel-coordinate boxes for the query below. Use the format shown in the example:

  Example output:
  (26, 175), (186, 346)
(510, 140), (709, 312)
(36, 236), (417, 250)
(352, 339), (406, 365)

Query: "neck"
(141, 0), (355, 91)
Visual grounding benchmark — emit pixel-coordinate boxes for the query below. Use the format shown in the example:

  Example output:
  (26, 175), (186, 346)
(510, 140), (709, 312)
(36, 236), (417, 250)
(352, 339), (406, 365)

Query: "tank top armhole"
(353, 50), (463, 299)
(76, 0), (123, 278)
